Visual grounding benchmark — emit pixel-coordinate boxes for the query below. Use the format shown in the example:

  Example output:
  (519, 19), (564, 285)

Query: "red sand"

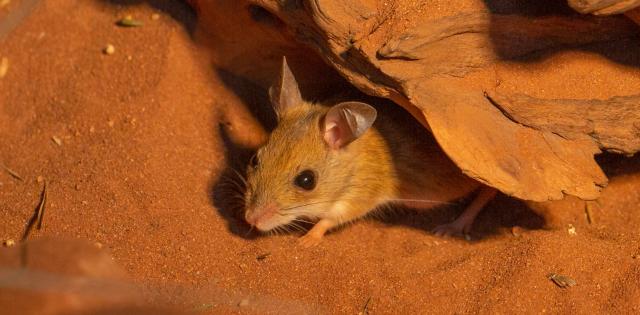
(1, 1), (639, 314)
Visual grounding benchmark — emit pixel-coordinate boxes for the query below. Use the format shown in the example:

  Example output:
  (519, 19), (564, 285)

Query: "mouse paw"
(298, 233), (323, 248)
(432, 220), (471, 238)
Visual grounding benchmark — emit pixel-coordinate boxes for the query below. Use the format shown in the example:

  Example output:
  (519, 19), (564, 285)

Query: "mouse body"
(243, 58), (496, 246)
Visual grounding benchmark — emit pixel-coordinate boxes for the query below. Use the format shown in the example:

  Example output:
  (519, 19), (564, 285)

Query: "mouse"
(242, 57), (497, 247)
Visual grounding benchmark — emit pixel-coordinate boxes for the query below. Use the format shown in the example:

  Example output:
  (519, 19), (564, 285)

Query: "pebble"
(238, 298), (249, 307)
(36, 176), (44, 183)
(567, 224), (577, 236)
(151, 13), (160, 20)
(103, 44), (115, 55)
(511, 226), (522, 237)
(3, 239), (15, 247)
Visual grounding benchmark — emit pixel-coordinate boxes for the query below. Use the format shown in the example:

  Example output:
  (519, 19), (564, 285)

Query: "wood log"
(486, 92), (640, 155)
(191, 0), (640, 202)
(568, 0), (640, 15)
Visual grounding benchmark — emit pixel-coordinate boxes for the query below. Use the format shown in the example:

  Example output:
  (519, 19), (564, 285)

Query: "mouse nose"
(245, 203), (278, 227)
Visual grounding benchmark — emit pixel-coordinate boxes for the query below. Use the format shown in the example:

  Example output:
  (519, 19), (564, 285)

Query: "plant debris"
(51, 135), (62, 146)
(359, 297), (372, 315)
(0, 57), (8, 79)
(256, 252), (271, 261)
(547, 273), (577, 288)
(21, 181), (47, 241)
(585, 202), (595, 224)
(116, 15), (143, 27)
(2, 165), (24, 181)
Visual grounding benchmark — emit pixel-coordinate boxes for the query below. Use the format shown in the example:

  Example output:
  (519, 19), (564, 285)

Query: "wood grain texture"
(191, 0), (640, 201)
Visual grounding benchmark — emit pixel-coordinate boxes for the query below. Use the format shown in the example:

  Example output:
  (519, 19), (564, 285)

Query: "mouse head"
(243, 57), (377, 232)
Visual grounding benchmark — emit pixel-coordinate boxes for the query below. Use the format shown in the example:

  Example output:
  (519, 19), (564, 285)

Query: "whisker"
(293, 218), (314, 225)
(244, 225), (254, 238)
(228, 168), (249, 187)
(386, 198), (453, 205)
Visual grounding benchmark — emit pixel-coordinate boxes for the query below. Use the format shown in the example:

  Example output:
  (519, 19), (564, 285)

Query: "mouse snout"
(245, 202), (279, 230)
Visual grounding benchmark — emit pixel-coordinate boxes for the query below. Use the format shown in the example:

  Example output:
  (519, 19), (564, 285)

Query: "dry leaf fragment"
(51, 136), (62, 146)
(256, 252), (271, 261)
(117, 15), (144, 27)
(548, 273), (577, 288)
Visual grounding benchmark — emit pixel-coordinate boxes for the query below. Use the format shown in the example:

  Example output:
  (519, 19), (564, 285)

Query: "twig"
(2, 164), (24, 181)
(362, 297), (372, 315)
(21, 181), (47, 241)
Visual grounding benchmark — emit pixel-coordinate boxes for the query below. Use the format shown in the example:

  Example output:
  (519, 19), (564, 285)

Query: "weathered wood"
(412, 80), (607, 201)
(486, 92), (640, 155)
(190, 0), (640, 202)
(569, 0), (640, 15)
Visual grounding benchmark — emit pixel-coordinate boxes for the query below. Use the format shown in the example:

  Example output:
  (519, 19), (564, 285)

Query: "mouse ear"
(269, 56), (303, 115)
(323, 102), (377, 150)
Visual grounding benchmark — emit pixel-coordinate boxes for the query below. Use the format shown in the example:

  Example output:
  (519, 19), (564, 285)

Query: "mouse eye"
(294, 169), (316, 191)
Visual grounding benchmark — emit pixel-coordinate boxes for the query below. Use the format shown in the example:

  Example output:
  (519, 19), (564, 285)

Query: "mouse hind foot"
(432, 186), (497, 238)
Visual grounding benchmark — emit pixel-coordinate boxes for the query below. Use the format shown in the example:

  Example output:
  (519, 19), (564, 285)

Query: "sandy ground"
(1, 0), (640, 314)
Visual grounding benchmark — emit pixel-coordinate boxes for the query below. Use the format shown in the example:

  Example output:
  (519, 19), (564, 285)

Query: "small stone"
(82, 200), (88, 205)
(238, 298), (249, 307)
(36, 176), (44, 183)
(3, 239), (15, 247)
(151, 13), (160, 20)
(74, 183), (80, 191)
(567, 224), (577, 236)
(0, 57), (8, 78)
(103, 44), (115, 55)
(89, 126), (95, 133)
(511, 226), (522, 237)
(94, 242), (103, 249)
(51, 135), (62, 146)
(179, 245), (186, 251)
(108, 120), (115, 127)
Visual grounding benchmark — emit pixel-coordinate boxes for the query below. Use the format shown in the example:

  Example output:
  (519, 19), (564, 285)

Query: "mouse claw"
(298, 233), (323, 248)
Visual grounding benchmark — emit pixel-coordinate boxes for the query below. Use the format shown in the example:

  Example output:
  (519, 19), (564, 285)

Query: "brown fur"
(244, 99), (480, 232)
